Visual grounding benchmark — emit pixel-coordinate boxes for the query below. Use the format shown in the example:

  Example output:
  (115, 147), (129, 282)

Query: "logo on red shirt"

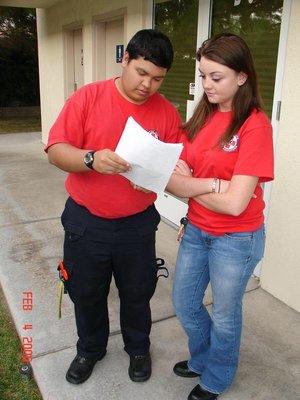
(222, 134), (239, 152)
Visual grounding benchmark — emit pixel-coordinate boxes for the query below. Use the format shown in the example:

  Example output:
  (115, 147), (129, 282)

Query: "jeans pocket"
(224, 231), (253, 240)
(223, 231), (253, 263)
(224, 227), (265, 266)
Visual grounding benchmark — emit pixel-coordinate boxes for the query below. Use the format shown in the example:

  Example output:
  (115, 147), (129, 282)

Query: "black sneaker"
(188, 385), (219, 400)
(66, 353), (105, 384)
(128, 353), (151, 382)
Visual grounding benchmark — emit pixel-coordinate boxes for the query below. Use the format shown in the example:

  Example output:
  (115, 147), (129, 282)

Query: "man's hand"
(93, 149), (130, 174)
(130, 181), (153, 194)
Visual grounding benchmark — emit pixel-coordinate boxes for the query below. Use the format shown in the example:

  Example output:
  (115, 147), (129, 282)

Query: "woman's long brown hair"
(183, 33), (263, 144)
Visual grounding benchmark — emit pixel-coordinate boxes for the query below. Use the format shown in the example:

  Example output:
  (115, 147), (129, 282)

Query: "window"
(211, 0), (283, 117)
(154, 0), (199, 120)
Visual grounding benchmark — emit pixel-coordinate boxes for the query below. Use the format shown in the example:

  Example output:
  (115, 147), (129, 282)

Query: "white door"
(105, 19), (123, 78)
(73, 29), (84, 91)
(64, 27), (84, 97)
(94, 17), (124, 81)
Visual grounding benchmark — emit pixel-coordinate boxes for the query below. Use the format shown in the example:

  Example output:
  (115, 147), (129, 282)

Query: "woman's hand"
(174, 161), (231, 194)
(174, 159), (192, 177)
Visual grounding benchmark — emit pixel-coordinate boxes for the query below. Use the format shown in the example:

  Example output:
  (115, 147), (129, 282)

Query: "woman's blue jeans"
(173, 222), (265, 394)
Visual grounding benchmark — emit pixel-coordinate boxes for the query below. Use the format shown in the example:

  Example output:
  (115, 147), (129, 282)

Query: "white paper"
(115, 116), (183, 193)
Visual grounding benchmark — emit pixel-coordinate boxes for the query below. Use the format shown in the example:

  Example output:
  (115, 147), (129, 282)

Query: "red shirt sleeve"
(45, 93), (85, 152)
(233, 124), (274, 182)
(165, 107), (183, 144)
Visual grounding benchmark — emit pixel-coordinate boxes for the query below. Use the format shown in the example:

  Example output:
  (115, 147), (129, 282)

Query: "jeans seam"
(225, 298), (238, 387)
(225, 233), (254, 386)
(190, 262), (210, 346)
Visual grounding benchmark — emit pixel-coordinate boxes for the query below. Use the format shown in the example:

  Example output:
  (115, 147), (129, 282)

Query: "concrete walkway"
(0, 132), (299, 400)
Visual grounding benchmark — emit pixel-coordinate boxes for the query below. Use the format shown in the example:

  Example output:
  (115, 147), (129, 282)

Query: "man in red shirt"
(46, 29), (181, 385)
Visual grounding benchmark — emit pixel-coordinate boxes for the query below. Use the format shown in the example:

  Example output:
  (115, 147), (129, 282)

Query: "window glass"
(211, 0), (283, 118)
(154, 0), (199, 120)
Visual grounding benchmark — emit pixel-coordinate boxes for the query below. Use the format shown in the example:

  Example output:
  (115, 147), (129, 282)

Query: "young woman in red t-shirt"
(166, 33), (274, 400)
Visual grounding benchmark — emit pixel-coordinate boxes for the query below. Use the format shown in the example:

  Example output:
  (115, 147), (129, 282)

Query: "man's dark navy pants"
(61, 197), (160, 360)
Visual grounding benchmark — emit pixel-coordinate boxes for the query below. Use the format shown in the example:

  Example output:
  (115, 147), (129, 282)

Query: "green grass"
(0, 116), (41, 134)
(0, 290), (42, 400)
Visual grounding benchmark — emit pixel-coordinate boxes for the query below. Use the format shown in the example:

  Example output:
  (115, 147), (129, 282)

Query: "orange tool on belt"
(57, 261), (69, 319)
(57, 261), (69, 283)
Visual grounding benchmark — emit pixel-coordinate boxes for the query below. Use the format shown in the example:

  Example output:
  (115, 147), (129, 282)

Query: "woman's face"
(199, 56), (246, 112)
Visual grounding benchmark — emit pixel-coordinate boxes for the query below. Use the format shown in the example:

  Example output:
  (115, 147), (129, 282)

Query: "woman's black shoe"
(173, 360), (200, 378)
(66, 354), (102, 384)
(188, 385), (219, 400)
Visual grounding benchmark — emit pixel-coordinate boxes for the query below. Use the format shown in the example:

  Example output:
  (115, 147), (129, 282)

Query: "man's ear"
(121, 51), (130, 67)
(237, 72), (248, 86)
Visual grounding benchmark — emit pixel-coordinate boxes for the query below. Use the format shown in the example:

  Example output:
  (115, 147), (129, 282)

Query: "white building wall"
(260, 0), (300, 312)
(36, 0), (300, 312)
(36, 0), (149, 144)
(37, 8), (65, 144)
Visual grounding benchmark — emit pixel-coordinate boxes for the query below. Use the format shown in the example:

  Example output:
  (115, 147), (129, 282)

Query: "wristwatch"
(83, 151), (96, 170)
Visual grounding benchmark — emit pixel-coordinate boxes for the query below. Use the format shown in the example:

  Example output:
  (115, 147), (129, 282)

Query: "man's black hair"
(125, 29), (174, 70)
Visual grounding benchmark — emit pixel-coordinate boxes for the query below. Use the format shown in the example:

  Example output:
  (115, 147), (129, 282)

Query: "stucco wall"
(37, 0), (150, 144)
(260, 0), (300, 312)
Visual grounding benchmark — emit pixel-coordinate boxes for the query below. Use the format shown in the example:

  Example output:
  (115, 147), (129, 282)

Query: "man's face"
(118, 53), (167, 104)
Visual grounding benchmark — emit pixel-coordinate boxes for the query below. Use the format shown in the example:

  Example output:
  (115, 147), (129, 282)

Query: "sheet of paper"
(115, 116), (183, 193)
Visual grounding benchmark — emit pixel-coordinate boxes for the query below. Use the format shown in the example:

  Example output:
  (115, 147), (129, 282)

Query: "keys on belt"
(177, 217), (188, 242)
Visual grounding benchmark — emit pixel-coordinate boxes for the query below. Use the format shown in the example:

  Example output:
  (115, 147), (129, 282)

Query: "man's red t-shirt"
(46, 79), (181, 218)
(181, 109), (274, 234)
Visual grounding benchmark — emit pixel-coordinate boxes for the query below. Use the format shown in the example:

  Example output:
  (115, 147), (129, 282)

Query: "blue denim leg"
(173, 223), (265, 394)
(173, 223), (211, 374)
